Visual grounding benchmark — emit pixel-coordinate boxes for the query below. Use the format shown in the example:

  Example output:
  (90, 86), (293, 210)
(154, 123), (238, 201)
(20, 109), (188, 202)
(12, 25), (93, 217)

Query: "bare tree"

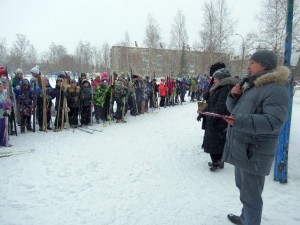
(198, 0), (234, 69)
(75, 40), (93, 73)
(144, 14), (161, 49)
(8, 34), (31, 68)
(91, 46), (101, 72)
(122, 32), (131, 47)
(27, 44), (38, 69)
(200, 0), (234, 53)
(0, 38), (7, 65)
(257, 0), (300, 54)
(170, 10), (189, 50)
(199, 1), (217, 52)
(44, 42), (68, 70)
(99, 42), (111, 72)
(60, 55), (76, 71)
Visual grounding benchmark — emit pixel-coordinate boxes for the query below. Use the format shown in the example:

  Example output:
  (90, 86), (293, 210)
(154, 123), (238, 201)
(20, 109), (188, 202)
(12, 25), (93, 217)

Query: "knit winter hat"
(31, 66), (39, 74)
(213, 68), (231, 80)
(82, 79), (89, 85)
(209, 62), (226, 77)
(56, 78), (63, 83)
(120, 72), (126, 78)
(94, 73), (101, 79)
(250, 50), (278, 70)
(15, 68), (23, 74)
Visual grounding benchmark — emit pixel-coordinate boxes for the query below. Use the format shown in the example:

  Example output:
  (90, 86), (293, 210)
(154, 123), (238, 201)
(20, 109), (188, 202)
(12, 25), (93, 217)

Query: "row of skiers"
(10, 67), (95, 133)
(92, 71), (213, 124)
(6, 66), (212, 135)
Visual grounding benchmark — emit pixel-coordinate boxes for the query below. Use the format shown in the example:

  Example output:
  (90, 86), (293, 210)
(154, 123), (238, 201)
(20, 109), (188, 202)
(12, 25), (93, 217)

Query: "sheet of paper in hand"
(200, 111), (233, 119)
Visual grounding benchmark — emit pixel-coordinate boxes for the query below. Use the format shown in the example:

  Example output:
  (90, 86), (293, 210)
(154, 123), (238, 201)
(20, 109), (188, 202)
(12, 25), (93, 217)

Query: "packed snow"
(0, 80), (299, 225)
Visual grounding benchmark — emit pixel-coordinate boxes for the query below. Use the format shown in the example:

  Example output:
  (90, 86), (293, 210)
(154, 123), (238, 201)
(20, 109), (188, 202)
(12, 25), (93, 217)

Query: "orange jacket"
(159, 82), (166, 96)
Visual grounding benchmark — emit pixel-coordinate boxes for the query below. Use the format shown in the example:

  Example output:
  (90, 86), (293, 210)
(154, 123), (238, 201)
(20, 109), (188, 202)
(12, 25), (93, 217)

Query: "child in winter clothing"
(91, 74), (102, 123)
(16, 79), (33, 133)
(149, 78), (158, 109)
(80, 79), (92, 126)
(144, 76), (151, 112)
(67, 79), (80, 128)
(159, 78), (166, 107)
(114, 77), (128, 122)
(12, 69), (23, 125)
(190, 76), (197, 101)
(52, 78), (66, 130)
(36, 77), (54, 131)
(0, 81), (12, 146)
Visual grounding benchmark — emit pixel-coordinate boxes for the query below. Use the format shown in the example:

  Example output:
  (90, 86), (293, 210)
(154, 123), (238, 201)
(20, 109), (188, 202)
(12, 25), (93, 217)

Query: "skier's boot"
(21, 126), (25, 134)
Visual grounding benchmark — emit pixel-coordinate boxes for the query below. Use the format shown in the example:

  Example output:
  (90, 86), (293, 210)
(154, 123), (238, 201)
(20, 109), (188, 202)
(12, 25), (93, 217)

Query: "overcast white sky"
(2, 0), (262, 55)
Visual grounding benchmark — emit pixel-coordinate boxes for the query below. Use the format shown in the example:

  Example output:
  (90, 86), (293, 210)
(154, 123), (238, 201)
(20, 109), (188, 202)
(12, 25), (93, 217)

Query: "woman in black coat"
(199, 62), (226, 134)
(202, 68), (239, 171)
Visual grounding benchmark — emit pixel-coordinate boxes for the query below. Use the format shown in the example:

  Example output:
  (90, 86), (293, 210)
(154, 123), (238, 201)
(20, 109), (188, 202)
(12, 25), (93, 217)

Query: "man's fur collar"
(254, 66), (290, 87)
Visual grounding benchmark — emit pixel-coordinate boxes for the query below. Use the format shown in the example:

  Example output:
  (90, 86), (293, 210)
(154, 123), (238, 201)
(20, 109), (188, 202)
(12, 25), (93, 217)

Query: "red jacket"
(167, 81), (175, 94)
(91, 78), (101, 90)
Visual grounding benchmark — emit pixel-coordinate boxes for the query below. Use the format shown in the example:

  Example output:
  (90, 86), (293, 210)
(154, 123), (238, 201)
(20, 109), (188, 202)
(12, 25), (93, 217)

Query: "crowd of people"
(0, 66), (213, 147)
(0, 49), (290, 225)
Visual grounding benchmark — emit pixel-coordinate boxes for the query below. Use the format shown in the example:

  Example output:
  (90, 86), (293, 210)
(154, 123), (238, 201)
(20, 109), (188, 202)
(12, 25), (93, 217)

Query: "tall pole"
(235, 33), (245, 76)
(274, 0), (294, 183)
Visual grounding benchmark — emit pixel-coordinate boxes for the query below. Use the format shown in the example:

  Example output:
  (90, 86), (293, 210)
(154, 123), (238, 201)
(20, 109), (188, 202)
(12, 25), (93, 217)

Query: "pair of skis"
(0, 148), (35, 158)
(54, 78), (70, 132)
(76, 126), (103, 134)
(41, 77), (48, 132)
(108, 72), (118, 124)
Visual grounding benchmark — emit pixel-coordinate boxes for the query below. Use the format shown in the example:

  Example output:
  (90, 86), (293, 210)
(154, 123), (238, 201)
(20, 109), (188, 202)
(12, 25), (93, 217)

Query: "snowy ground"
(0, 89), (299, 225)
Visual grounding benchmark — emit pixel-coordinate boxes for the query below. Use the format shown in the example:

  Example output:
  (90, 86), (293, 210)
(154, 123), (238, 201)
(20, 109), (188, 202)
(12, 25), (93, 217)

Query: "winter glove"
(197, 114), (202, 122)
(3, 110), (10, 117)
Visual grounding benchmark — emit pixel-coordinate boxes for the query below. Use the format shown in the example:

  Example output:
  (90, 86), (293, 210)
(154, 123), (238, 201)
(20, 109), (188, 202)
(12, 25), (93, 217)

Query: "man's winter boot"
(209, 161), (224, 169)
(227, 214), (243, 225)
